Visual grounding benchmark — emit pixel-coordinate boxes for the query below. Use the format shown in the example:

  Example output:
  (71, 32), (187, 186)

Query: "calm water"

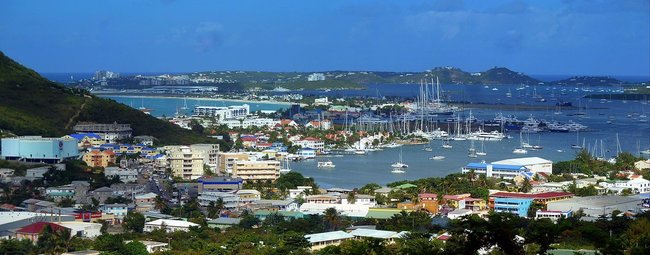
(100, 95), (290, 117)
(96, 84), (650, 188)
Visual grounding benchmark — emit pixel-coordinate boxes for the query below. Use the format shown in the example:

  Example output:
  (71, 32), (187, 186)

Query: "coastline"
(94, 93), (299, 106)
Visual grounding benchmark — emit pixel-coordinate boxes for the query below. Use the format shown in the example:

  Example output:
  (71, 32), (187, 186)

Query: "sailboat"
(532, 135), (543, 150)
(571, 130), (583, 149)
(608, 134), (621, 163)
(506, 88), (512, 98)
(513, 131), (528, 154)
(279, 158), (292, 174)
(181, 97), (189, 110)
(468, 140), (478, 158)
(391, 147), (408, 168)
(476, 140), (487, 156)
(423, 141), (433, 152)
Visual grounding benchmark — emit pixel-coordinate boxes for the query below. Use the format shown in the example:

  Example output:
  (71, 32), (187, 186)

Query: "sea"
(41, 72), (650, 188)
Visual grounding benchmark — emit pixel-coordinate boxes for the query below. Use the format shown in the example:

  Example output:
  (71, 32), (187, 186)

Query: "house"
(89, 187), (116, 203)
(144, 219), (199, 233)
(348, 229), (406, 243)
(289, 186), (312, 199)
(135, 192), (158, 212)
(250, 199), (299, 211)
(447, 208), (473, 219)
(634, 160), (650, 170)
(341, 194), (377, 206)
(365, 208), (413, 220)
(15, 222), (70, 242)
(207, 217), (241, 229)
(488, 191), (574, 210)
(442, 194), (472, 208)
(66, 133), (103, 149)
(254, 210), (304, 221)
(59, 221), (102, 238)
(100, 204), (129, 220)
(139, 241), (169, 253)
(305, 194), (340, 204)
(0, 168), (15, 179)
(304, 231), (355, 251)
(535, 210), (572, 221)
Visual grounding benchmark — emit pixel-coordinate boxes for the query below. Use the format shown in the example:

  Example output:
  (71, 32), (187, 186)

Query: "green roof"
(254, 210), (304, 219)
(394, 183), (418, 190)
(365, 208), (412, 219)
(47, 192), (74, 197)
(547, 249), (596, 255)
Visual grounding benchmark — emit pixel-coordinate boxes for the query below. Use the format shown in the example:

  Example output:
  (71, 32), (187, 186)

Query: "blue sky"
(1, 0), (649, 76)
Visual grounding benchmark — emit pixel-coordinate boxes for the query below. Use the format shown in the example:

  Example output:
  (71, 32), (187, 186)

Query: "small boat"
(354, 149), (366, 155)
(640, 149), (650, 155)
(513, 148), (528, 154)
(442, 139), (452, 149)
(317, 161), (336, 168)
(492, 88), (499, 91)
(430, 155), (445, 160)
(476, 140), (487, 156)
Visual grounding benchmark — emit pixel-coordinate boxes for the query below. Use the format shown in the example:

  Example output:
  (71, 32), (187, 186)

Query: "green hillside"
(0, 51), (217, 145)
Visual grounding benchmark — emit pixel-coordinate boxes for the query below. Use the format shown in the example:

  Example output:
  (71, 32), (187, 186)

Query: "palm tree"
(347, 192), (356, 204)
(153, 195), (166, 212)
(323, 207), (341, 231)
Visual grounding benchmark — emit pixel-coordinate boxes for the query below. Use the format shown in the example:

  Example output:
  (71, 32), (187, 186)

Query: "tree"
(57, 197), (75, 207)
(37, 225), (71, 255)
(359, 183), (381, 195)
(0, 238), (35, 255)
(347, 192), (356, 204)
(208, 199), (224, 218)
(93, 234), (125, 253)
(123, 211), (145, 233)
(154, 195), (167, 212)
(123, 241), (148, 255)
(525, 218), (559, 254)
(323, 207), (343, 231)
(238, 211), (260, 229)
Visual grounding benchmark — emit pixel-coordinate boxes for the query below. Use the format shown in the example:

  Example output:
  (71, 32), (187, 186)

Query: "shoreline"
(95, 93), (297, 106)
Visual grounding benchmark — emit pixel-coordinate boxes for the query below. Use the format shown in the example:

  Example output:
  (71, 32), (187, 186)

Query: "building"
(15, 222), (70, 242)
(198, 176), (243, 192)
(236, 189), (261, 205)
(300, 203), (371, 218)
(0, 212), (75, 239)
(493, 198), (532, 217)
(167, 145), (212, 180)
(59, 221), (102, 238)
(307, 73), (326, 81)
(100, 204), (128, 219)
(447, 208), (474, 219)
(190, 144), (220, 171)
(462, 157), (553, 180)
(546, 195), (648, 217)
(207, 218), (241, 229)
(254, 210), (304, 221)
(348, 229), (406, 243)
(82, 150), (116, 168)
(231, 160), (280, 183)
(216, 152), (248, 173)
(45, 185), (76, 201)
(341, 194), (377, 206)
(134, 192), (158, 212)
(197, 191), (239, 209)
(193, 105), (250, 121)
(599, 177), (650, 194)
(296, 148), (316, 159)
(144, 219), (199, 233)
(65, 133), (103, 149)
(139, 241), (169, 253)
(73, 122), (132, 143)
(293, 138), (325, 152)
(305, 194), (340, 204)
(221, 118), (279, 129)
(535, 210), (572, 221)
(304, 231), (354, 251)
(1, 136), (78, 163)
(104, 167), (138, 183)
(488, 191), (573, 209)
(491, 157), (553, 175)
(133, 135), (155, 146)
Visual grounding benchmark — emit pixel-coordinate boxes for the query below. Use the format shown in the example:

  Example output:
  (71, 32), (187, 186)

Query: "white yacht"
(430, 155), (445, 160)
(279, 158), (292, 174)
(317, 161), (336, 168)
(391, 147), (408, 168)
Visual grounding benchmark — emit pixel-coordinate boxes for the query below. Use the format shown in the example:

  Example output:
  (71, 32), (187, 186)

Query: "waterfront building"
(193, 105), (250, 121)
(144, 219), (199, 233)
(197, 176), (243, 192)
(72, 122), (132, 143)
(462, 157), (553, 180)
(82, 150), (116, 168)
(493, 197), (532, 217)
(1, 136), (78, 163)
(293, 137), (325, 152)
(296, 148), (316, 159)
(231, 160), (280, 183)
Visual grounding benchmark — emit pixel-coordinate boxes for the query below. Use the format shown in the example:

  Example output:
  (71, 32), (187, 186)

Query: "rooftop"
(305, 231), (354, 243)
(490, 191), (573, 200)
(349, 229), (400, 239)
(492, 157), (552, 165)
(146, 219), (199, 228)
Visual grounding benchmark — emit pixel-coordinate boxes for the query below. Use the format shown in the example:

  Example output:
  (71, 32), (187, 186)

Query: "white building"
(535, 210), (572, 221)
(166, 144), (219, 180)
(197, 191), (240, 209)
(100, 204), (129, 219)
(305, 231), (353, 251)
(599, 177), (650, 194)
(491, 157), (553, 175)
(299, 203), (371, 218)
(307, 73), (326, 81)
(293, 138), (325, 152)
(341, 194), (377, 206)
(59, 221), (102, 238)
(193, 105), (250, 121)
(221, 118), (279, 129)
(104, 167), (138, 183)
(144, 219), (199, 233)
(289, 186), (312, 199)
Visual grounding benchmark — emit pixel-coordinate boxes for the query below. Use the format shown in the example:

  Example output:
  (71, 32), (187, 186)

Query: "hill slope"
(0, 51), (217, 145)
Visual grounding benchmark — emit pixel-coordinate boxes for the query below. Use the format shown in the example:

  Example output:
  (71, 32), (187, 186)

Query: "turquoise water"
(100, 95), (290, 117)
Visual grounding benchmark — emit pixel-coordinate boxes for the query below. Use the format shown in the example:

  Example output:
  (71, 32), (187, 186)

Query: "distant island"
(71, 67), (648, 91)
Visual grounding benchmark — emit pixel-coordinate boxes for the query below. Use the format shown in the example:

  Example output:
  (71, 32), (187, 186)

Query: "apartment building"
(217, 152), (249, 174)
(231, 160), (280, 183)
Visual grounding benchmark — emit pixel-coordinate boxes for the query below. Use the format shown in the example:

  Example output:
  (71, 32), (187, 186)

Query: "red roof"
(490, 191), (573, 199)
(437, 234), (451, 241)
(17, 222), (67, 234)
(443, 194), (471, 200)
(418, 193), (438, 199)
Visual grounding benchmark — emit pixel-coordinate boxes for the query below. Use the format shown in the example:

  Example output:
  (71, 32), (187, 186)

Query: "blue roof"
(495, 197), (533, 203)
(464, 163), (526, 171)
(520, 172), (534, 179)
(69, 133), (101, 141)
